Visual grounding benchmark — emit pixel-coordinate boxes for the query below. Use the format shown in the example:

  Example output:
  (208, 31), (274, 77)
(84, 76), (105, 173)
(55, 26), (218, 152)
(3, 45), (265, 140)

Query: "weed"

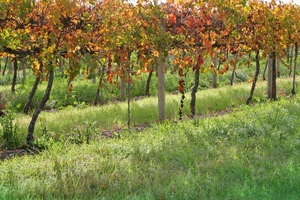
(0, 110), (20, 149)
(67, 121), (97, 144)
(0, 96), (300, 199)
(34, 124), (57, 149)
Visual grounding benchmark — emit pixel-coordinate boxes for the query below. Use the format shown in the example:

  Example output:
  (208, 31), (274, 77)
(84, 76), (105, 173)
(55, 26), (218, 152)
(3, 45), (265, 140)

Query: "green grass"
(1, 59), (293, 113)
(0, 77), (298, 148)
(0, 95), (300, 199)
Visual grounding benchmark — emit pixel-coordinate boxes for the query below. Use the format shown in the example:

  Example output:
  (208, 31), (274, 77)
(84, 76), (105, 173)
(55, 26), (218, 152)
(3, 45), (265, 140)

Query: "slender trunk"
(158, 18), (166, 121)
(212, 55), (218, 88)
(267, 52), (277, 100)
(263, 60), (267, 81)
(230, 67), (236, 86)
(289, 45), (294, 76)
(271, 52), (277, 100)
(230, 54), (238, 86)
(190, 68), (200, 118)
(276, 56), (280, 77)
(145, 69), (153, 96)
(267, 56), (272, 98)
(246, 50), (260, 104)
(23, 76), (41, 114)
(2, 57), (8, 76)
(24, 62), (43, 114)
(287, 47), (290, 63)
(11, 58), (18, 93)
(22, 61), (26, 83)
(94, 65), (105, 105)
(292, 42), (298, 96)
(27, 69), (54, 145)
(120, 77), (126, 101)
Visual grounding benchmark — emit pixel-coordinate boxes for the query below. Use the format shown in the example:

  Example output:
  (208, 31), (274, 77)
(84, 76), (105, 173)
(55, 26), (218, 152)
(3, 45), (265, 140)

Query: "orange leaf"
(167, 14), (176, 25)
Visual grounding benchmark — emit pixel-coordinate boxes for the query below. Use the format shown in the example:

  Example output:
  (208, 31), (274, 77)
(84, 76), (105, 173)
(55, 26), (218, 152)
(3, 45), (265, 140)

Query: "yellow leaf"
(153, 50), (159, 57)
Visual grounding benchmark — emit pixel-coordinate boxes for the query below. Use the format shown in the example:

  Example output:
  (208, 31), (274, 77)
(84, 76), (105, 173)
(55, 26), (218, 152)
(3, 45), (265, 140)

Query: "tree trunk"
(23, 76), (41, 114)
(267, 56), (272, 98)
(292, 42), (298, 96)
(2, 57), (8, 76)
(287, 47), (290, 64)
(23, 62), (43, 114)
(230, 67), (236, 86)
(212, 55), (218, 88)
(289, 45), (294, 77)
(276, 56), (280, 78)
(246, 50), (260, 104)
(11, 58), (18, 93)
(21, 61), (26, 83)
(120, 77), (126, 101)
(263, 60), (267, 81)
(27, 69), (54, 145)
(267, 53), (277, 100)
(230, 54), (238, 86)
(94, 65), (105, 105)
(271, 52), (277, 100)
(145, 69), (153, 96)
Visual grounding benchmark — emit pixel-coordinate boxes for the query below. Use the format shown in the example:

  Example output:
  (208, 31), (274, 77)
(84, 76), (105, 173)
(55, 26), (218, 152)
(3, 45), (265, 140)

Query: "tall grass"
(3, 77), (298, 146)
(0, 95), (299, 199)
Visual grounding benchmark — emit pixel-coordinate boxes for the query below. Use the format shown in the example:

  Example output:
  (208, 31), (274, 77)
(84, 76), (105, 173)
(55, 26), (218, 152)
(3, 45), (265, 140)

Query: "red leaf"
(167, 14), (177, 25)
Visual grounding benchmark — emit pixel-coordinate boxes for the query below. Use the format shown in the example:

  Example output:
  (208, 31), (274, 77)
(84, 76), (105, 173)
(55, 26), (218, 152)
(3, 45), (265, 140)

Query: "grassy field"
(0, 93), (299, 199)
(0, 77), (297, 148)
(0, 72), (299, 199)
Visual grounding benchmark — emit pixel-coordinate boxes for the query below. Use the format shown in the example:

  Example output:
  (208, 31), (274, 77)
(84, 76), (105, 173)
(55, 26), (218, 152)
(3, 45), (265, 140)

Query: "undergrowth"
(0, 96), (299, 199)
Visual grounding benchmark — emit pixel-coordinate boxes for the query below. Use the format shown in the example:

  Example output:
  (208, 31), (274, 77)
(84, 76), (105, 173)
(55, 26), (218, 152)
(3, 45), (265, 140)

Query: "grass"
(1, 58), (294, 112)
(0, 62), (299, 198)
(0, 77), (298, 147)
(0, 95), (299, 199)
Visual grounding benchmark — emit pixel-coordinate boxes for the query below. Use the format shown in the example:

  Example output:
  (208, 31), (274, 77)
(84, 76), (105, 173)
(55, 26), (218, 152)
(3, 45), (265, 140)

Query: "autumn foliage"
(1, 0), (300, 141)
